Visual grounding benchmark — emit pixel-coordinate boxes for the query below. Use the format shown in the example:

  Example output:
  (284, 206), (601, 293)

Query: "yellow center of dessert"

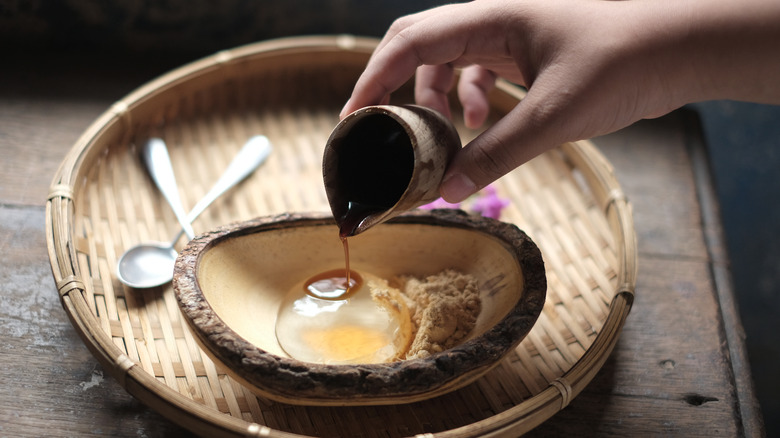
(300, 324), (393, 363)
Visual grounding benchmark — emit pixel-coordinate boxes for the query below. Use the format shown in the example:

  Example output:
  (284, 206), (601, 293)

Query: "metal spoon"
(116, 135), (272, 288)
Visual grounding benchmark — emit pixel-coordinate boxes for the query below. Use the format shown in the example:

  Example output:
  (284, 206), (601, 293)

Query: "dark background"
(2, 1), (777, 435)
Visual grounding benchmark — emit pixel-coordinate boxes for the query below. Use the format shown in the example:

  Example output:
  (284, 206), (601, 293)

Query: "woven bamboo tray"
(46, 35), (637, 437)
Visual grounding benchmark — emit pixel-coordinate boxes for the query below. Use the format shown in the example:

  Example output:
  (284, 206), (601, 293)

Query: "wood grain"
(0, 206), (188, 436)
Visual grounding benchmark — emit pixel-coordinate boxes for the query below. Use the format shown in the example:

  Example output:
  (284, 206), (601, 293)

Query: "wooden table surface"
(0, 50), (764, 437)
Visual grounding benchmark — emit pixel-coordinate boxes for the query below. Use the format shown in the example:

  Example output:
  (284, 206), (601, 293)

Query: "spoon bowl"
(117, 243), (179, 289)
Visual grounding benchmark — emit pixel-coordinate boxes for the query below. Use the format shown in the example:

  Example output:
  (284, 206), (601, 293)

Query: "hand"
(341, 0), (780, 202)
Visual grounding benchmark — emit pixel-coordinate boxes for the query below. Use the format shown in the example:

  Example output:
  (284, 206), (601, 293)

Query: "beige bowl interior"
(197, 216), (524, 359)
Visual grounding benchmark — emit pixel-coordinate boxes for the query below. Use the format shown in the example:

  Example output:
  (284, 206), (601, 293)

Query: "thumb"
(439, 83), (573, 202)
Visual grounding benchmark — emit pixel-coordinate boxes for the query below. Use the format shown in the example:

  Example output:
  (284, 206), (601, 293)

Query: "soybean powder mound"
(398, 269), (481, 360)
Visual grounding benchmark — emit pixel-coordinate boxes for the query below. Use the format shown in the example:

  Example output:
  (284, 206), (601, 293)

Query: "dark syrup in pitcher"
(331, 114), (414, 235)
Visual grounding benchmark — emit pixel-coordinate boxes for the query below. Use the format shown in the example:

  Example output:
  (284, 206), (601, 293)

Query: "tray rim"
(45, 34), (637, 438)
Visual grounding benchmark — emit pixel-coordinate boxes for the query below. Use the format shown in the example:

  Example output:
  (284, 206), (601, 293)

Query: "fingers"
(457, 65), (497, 129)
(339, 34), (423, 118)
(415, 64), (497, 128)
(415, 64), (456, 120)
(340, 3), (483, 118)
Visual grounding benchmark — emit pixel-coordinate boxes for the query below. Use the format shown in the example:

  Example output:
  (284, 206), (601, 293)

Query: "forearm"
(646, 0), (780, 105)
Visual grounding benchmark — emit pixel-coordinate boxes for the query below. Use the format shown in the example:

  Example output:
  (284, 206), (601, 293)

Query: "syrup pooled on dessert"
(303, 237), (359, 300)
(303, 268), (359, 299)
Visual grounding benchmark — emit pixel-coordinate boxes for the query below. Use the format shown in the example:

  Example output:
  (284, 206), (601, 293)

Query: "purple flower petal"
(470, 187), (510, 219)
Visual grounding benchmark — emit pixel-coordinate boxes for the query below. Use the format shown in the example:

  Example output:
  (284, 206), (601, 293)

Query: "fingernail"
(440, 173), (477, 203)
(339, 100), (352, 119)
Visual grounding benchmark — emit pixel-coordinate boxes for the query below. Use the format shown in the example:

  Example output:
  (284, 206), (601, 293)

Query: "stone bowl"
(172, 209), (546, 406)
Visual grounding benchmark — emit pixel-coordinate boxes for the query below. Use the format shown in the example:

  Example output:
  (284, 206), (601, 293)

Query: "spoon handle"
(170, 135), (273, 243)
(143, 138), (197, 240)
(190, 135), (273, 222)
